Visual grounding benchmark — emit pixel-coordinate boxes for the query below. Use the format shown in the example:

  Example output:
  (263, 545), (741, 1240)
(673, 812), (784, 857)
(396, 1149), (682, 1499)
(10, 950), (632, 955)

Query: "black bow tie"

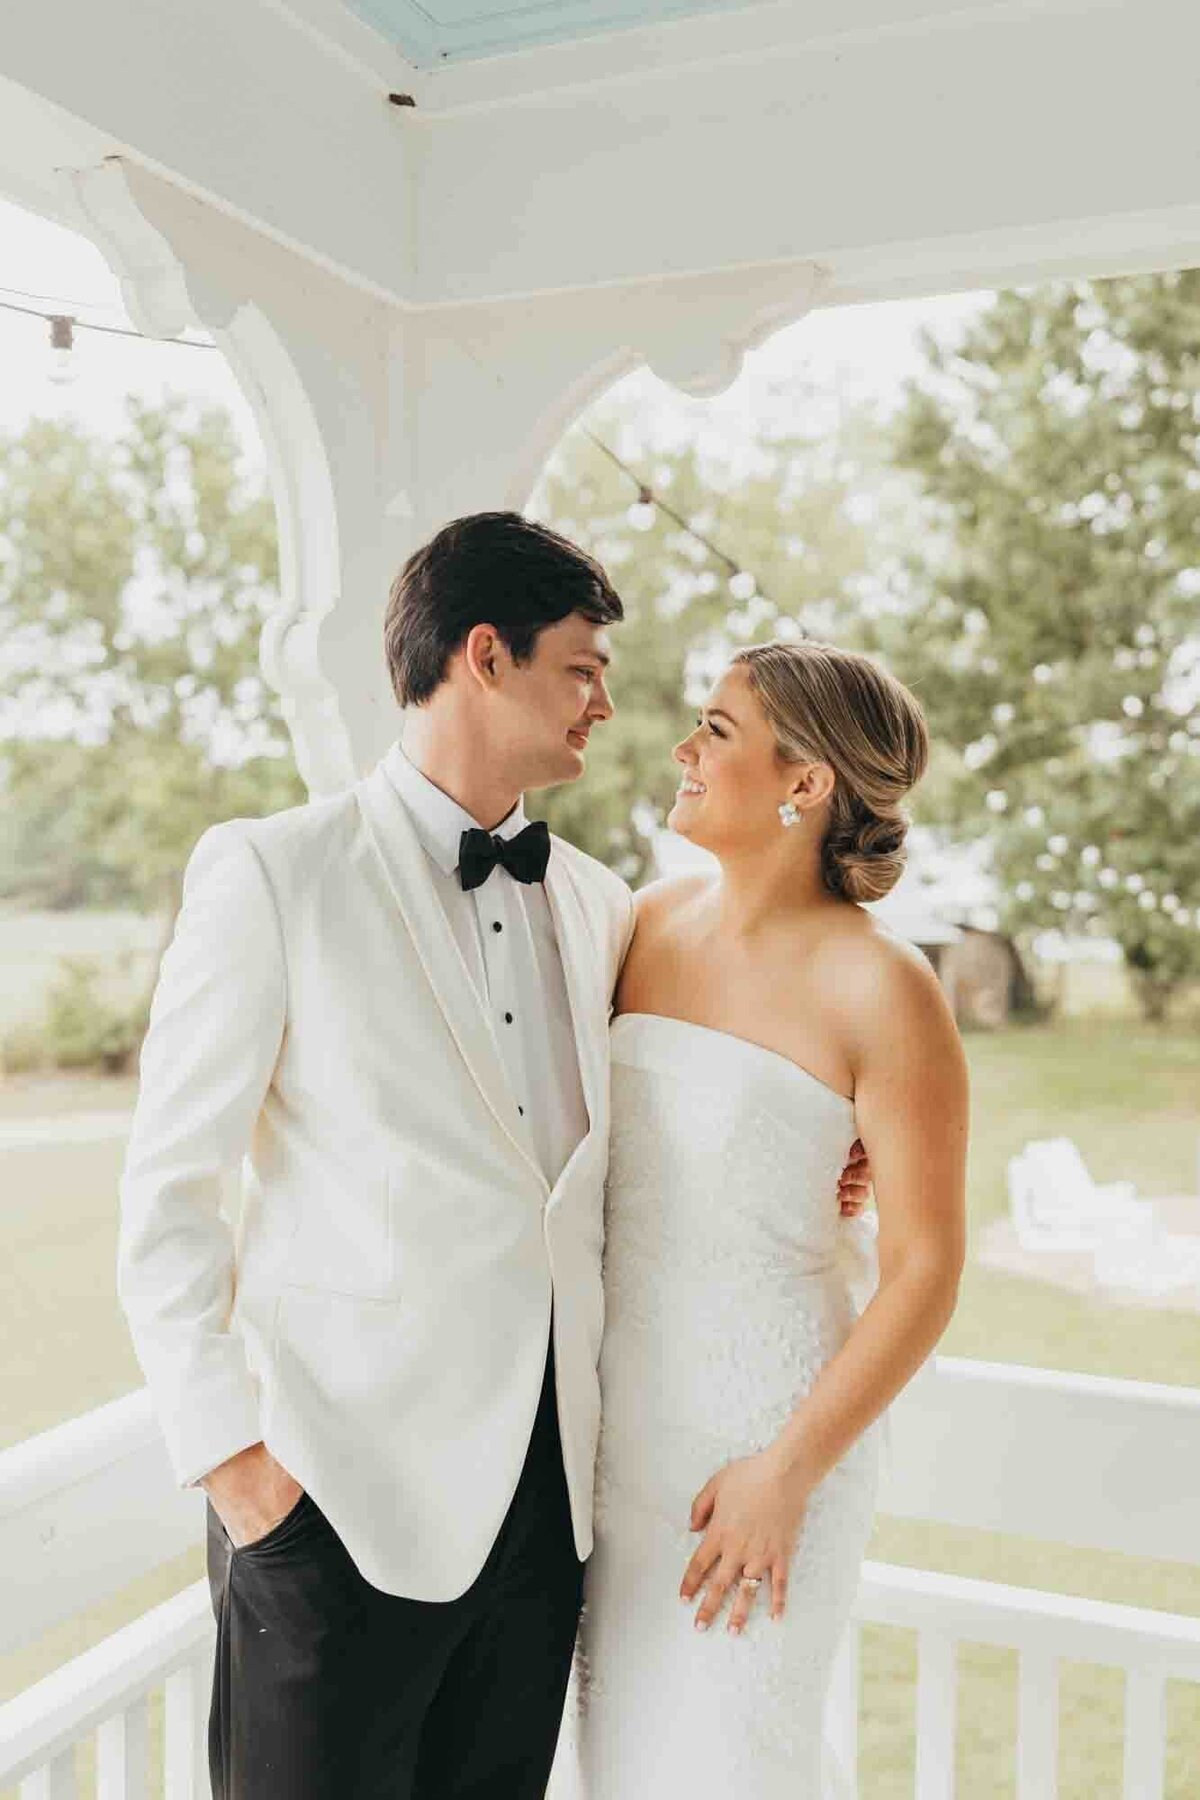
(457, 820), (551, 892)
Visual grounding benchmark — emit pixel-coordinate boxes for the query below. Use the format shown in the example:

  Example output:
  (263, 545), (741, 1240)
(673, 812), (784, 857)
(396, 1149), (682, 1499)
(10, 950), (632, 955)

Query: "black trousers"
(205, 1339), (583, 1800)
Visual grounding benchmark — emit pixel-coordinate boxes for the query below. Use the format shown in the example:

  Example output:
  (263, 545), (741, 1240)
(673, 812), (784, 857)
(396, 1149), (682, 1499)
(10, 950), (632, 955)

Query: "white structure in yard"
(2, 2), (1199, 1793)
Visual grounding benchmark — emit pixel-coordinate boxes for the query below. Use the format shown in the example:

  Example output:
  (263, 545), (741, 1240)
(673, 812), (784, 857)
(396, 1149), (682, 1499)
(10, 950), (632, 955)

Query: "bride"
(565, 640), (968, 1796)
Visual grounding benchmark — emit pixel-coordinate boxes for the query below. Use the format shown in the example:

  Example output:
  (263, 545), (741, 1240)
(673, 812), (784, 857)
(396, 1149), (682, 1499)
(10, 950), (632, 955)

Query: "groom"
(117, 510), (869, 1799)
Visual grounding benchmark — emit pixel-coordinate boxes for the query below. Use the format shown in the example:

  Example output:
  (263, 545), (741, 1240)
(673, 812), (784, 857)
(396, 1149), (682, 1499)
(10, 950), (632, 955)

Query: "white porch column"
(66, 158), (827, 791)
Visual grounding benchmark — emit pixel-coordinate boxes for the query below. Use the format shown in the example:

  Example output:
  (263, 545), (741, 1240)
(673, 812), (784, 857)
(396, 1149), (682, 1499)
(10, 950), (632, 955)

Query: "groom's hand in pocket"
(201, 1441), (305, 1550)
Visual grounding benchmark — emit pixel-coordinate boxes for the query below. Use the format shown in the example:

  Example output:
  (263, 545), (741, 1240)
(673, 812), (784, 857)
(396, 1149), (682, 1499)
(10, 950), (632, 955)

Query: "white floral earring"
(778, 801), (802, 829)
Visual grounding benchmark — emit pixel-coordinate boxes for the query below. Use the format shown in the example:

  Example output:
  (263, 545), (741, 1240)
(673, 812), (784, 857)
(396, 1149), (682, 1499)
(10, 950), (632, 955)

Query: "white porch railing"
(1, 1585), (211, 1797)
(3, 1357), (1199, 1796)
(828, 1563), (1200, 1800)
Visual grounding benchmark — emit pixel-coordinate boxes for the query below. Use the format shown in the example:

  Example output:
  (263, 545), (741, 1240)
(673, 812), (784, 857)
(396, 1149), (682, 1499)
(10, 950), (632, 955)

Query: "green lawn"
(861, 1018), (1200, 1797)
(2, 1024), (1198, 1791)
(944, 1020), (1200, 1387)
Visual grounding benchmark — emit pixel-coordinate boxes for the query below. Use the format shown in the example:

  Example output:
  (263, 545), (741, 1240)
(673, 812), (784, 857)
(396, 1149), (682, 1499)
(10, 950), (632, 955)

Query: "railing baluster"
(19, 1749), (78, 1798)
(96, 1693), (150, 1800)
(1017, 1649), (1058, 1799)
(165, 1652), (212, 1800)
(825, 1619), (860, 1790)
(1123, 1667), (1166, 1800)
(915, 1630), (956, 1800)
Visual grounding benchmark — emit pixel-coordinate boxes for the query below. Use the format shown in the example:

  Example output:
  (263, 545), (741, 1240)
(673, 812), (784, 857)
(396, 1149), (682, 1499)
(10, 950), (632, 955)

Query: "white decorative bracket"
(60, 157), (833, 782)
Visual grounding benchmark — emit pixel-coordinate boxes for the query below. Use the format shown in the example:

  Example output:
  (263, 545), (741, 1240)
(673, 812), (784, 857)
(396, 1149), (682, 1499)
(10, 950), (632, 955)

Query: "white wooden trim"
(915, 1631), (956, 1800)
(879, 1359), (1200, 1567)
(1122, 1668), (1167, 1800)
(825, 1622), (859, 1790)
(0, 1391), (204, 1658)
(855, 1563), (1200, 1679)
(4, 1359), (1197, 1655)
(0, 1585), (213, 1790)
(95, 1694), (149, 1800)
(164, 1655), (212, 1800)
(18, 1753), (78, 1800)
(4, 1559), (1198, 1794)
(1016, 1650), (1058, 1800)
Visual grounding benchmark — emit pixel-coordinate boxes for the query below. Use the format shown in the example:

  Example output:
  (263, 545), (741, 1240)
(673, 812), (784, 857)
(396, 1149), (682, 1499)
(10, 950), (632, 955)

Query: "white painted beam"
(414, 0), (1200, 304)
(414, 0), (1013, 104)
(0, 0), (417, 304)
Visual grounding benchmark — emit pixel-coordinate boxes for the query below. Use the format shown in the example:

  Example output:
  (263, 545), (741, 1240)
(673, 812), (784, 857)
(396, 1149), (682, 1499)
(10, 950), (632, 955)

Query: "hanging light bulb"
(627, 487), (656, 532)
(47, 314), (77, 386)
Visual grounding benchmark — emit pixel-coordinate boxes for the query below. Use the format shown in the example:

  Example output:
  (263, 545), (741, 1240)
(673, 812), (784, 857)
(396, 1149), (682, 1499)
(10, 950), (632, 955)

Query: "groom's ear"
(462, 623), (505, 689)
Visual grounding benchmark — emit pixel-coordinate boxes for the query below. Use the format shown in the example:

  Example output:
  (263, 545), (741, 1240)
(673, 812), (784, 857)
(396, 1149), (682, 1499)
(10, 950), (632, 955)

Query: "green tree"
(879, 273), (1200, 1019)
(0, 398), (304, 948)
(529, 398), (891, 883)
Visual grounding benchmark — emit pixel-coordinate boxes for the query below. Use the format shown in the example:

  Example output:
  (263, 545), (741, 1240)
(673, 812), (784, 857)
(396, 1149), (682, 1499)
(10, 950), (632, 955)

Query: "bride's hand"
(680, 1450), (809, 1634)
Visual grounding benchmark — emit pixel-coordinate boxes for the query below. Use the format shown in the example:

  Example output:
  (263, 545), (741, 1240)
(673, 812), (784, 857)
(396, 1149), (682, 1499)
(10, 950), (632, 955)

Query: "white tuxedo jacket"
(117, 755), (633, 1600)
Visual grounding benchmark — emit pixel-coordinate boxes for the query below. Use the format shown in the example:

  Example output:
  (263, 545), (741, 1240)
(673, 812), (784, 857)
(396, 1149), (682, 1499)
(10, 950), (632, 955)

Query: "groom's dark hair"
(384, 511), (624, 707)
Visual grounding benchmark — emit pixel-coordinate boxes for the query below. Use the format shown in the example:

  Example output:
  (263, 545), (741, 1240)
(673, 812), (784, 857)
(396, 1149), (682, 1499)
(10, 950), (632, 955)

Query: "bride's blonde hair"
(733, 641), (929, 904)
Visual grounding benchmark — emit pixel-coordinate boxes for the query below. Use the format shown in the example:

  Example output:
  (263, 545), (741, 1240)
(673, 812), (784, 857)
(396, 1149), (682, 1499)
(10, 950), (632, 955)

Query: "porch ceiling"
(0, 0), (1197, 313)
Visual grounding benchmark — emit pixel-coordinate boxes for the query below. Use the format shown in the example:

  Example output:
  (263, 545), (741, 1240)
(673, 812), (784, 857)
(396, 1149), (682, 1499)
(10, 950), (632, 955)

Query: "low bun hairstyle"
(733, 641), (929, 904)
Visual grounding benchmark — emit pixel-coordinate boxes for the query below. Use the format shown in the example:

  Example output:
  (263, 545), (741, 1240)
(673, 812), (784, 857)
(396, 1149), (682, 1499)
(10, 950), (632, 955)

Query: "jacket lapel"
(355, 762), (545, 1188)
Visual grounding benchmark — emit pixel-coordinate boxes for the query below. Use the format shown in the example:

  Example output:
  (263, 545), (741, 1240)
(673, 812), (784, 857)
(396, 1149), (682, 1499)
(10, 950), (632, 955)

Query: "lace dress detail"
(551, 1013), (881, 1799)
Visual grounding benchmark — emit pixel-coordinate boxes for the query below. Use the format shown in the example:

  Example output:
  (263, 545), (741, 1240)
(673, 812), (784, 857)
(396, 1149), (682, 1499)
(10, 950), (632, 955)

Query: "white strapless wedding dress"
(552, 1012), (882, 1799)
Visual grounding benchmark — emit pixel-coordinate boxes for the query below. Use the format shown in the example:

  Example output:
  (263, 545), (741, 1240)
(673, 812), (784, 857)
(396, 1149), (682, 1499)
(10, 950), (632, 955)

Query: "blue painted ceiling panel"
(343, 0), (759, 67)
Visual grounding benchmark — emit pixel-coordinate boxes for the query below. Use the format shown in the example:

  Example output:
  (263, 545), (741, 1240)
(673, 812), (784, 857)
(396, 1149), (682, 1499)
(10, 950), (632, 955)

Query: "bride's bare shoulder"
(631, 871), (714, 931)
(814, 903), (933, 975)
(813, 905), (955, 1034)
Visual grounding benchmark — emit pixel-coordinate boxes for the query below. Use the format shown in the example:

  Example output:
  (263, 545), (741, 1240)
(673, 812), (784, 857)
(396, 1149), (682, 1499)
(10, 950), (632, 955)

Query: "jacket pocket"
(281, 1167), (396, 1299)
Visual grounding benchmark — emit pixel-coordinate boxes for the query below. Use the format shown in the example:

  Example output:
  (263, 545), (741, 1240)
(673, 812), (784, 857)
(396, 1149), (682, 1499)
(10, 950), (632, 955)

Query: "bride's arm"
(681, 933), (968, 1631)
(769, 934), (968, 1474)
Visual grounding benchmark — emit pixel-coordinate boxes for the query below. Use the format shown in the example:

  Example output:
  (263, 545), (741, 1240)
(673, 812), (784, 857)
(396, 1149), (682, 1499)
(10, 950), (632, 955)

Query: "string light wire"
(0, 293), (216, 348)
(1, 288), (782, 622)
(580, 424), (777, 603)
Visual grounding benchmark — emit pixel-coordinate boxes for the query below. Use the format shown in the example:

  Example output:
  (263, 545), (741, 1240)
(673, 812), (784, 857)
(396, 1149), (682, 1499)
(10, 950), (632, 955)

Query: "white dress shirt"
(382, 740), (590, 1188)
